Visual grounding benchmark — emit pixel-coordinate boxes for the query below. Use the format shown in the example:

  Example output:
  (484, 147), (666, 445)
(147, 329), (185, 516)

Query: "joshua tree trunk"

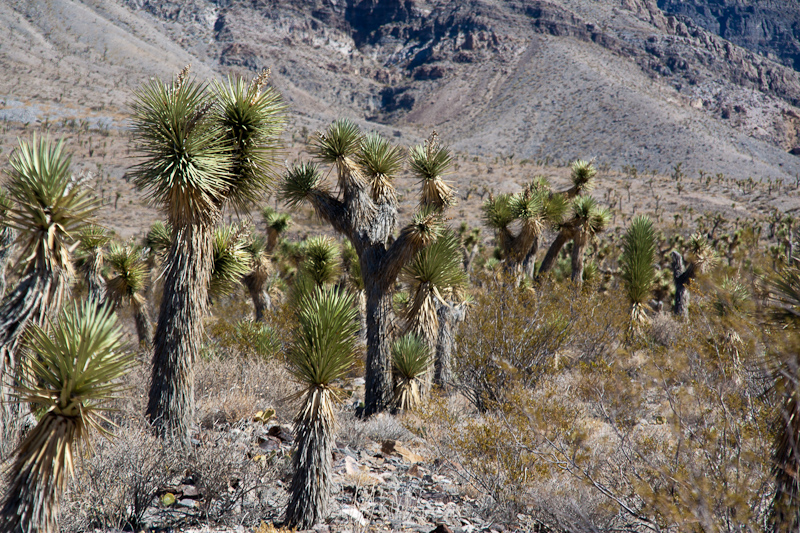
(0, 226), (14, 297)
(286, 394), (334, 530)
(570, 233), (587, 287)
(538, 230), (571, 277)
(363, 262), (394, 415)
(83, 251), (106, 304)
(146, 224), (211, 444)
(0, 270), (64, 458)
(670, 250), (694, 319)
(521, 237), (539, 279)
(434, 302), (465, 388)
(243, 275), (272, 322)
(133, 302), (153, 351)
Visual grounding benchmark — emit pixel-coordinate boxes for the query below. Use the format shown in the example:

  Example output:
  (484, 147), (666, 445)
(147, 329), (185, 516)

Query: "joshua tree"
(620, 215), (656, 325)
(243, 234), (274, 322)
(538, 195), (610, 286)
(262, 206), (291, 251)
(670, 234), (716, 318)
(281, 123), (450, 415)
(131, 67), (285, 442)
(567, 196), (611, 288)
(399, 229), (467, 387)
(106, 242), (153, 350)
(285, 285), (358, 529)
(766, 265), (800, 532)
(0, 189), (14, 297)
(391, 333), (431, 411)
(0, 299), (133, 533)
(76, 225), (112, 304)
(0, 136), (97, 455)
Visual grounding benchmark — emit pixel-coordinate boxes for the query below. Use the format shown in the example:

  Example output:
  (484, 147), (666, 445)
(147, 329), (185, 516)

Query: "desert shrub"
(418, 270), (775, 532)
(452, 276), (626, 411)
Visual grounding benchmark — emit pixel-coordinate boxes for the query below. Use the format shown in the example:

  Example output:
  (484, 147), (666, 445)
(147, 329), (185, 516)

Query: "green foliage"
(391, 333), (430, 411)
(357, 133), (404, 179)
(482, 194), (516, 231)
(105, 242), (148, 304)
(281, 163), (322, 209)
(262, 206), (291, 234)
(310, 118), (362, 163)
(209, 225), (252, 299)
(620, 215), (656, 307)
(569, 159), (597, 193)
(287, 286), (359, 389)
(301, 236), (341, 288)
(130, 76), (230, 224)
(5, 135), (98, 273)
(401, 230), (467, 296)
(145, 221), (172, 257)
(411, 132), (454, 209)
(213, 73), (287, 211)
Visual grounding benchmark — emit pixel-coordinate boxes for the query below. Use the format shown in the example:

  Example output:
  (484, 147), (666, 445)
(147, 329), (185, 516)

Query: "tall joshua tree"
(0, 300), (133, 533)
(281, 123), (450, 415)
(131, 67), (285, 442)
(262, 206), (291, 251)
(106, 242), (153, 350)
(620, 215), (656, 325)
(285, 285), (358, 529)
(0, 136), (97, 455)
(243, 234), (274, 322)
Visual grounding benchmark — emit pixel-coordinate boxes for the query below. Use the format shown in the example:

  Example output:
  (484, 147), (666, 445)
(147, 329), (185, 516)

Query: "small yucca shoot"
(0, 300), (134, 533)
(285, 286), (358, 530)
(620, 215), (656, 324)
(391, 333), (431, 412)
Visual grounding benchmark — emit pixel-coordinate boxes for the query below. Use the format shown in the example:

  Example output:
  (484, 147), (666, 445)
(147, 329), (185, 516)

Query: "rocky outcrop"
(658, 0), (800, 72)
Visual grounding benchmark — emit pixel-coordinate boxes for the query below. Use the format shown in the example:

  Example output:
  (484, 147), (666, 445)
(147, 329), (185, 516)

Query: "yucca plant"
(620, 215), (656, 324)
(243, 233), (274, 322)
(132, 67), (285, 442)
(262, 206), (292, 251)
(399, 230), (467, 387)
(285, 286), (358, 529)
(209, 224), (252, 300)
(0, 135), (98, 455)
(76, 225), (112, 304)
(0, 299), (134, 533)
(106, 242), (153, 349)
(670, 233), (717, 318)
(391, 333), (431, 411)
(766, 265), (800, 532)
(0, 188), (15, 297)
(538, 193), (608, 283)
(301, 236), (341, 288)
(281, 123), (447, 415)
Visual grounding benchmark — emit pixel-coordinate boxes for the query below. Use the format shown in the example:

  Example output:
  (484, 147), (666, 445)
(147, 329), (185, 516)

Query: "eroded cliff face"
(657, 0), (800, 72)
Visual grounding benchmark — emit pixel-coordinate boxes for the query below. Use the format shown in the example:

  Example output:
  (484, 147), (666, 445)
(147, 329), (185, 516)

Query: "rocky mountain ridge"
(2, 0), (800, 182)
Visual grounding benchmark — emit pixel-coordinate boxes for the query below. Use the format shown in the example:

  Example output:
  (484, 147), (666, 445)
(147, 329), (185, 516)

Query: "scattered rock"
(430, 525), (454, 533)
(382, 439), (425, 463)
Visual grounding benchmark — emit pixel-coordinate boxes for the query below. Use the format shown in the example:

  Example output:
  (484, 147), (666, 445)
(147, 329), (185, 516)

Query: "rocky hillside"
(3, 0), (800, 183)
(658, 0), (800, 72)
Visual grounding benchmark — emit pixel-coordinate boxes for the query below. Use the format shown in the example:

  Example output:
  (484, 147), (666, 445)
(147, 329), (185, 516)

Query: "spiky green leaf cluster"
(572, 195), (611, 234)
(620, 215), (656, 306)
(401, 230), (467, 294)
(391, 333), (431, 380)
(357, 133), (404, 179)
(16, 299), (133, 428)
(214, 75), (287, 212)
(409, 138), (452, 183)
(310, 119), (362, 163)
(262, 206), (292, 234)
(569, 160), (597, 193)
(482, 194), (516, 231)
(131, 77), (231, 225)
(106, 242), (148, 306)
(302, 236), (341, 288)
(77, 225), (112, 251)
(714, 277), (750, 318)
(405, 205), (443, 248)
(145, 221), (172, 257)
(5, 135), (98, 274)
(287, 286), (358, 388)
(281, 163), (323, 208)
(210, 225), (252, 298)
